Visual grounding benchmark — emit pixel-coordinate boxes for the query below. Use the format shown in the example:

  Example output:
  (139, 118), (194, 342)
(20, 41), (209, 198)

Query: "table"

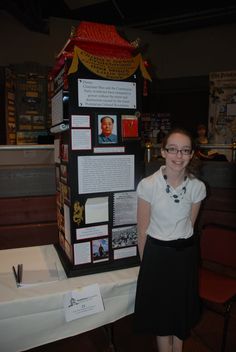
(0, 245), (139, 352)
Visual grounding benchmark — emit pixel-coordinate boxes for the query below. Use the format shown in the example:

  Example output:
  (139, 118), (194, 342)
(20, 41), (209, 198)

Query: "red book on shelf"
(121, 115), (138, 138)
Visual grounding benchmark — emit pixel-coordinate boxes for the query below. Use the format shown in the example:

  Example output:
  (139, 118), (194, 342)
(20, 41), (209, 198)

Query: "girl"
(134, 128), (206, 352)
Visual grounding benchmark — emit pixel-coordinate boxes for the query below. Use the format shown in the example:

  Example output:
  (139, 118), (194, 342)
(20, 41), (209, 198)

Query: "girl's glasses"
(165, 147), (192, 155)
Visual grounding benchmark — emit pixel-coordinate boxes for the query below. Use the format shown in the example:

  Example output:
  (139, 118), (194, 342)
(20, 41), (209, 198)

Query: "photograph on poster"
(121, 115), (139, 139)
(112, 225), (137, 249)
(97, 114), (118, 144)
(92, 238), (109, 262)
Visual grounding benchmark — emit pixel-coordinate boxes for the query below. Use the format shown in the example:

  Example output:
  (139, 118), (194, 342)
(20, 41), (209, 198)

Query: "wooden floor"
(27, 306), (236, 352)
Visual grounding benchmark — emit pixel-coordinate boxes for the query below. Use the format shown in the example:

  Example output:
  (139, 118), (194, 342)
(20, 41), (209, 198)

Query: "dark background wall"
(146, 76), (209, 133)
(0, 11), (236, 135)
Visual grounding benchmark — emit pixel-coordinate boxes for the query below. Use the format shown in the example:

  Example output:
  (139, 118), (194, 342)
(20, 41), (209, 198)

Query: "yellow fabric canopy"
(68, 46), (152, 81)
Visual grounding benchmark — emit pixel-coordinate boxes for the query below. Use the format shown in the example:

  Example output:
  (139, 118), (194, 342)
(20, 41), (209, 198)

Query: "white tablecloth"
(0, 245), (139, 352)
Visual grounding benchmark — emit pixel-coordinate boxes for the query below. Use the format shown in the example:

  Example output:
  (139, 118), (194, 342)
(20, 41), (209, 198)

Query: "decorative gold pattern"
(73, 201), (84, 226)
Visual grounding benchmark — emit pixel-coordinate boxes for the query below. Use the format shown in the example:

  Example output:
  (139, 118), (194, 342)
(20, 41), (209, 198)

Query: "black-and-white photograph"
(112, 225), (137, 249)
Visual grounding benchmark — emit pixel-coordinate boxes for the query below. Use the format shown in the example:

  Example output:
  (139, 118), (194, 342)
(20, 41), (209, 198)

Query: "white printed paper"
(74, 242), (91, 265)
(114, 246), (137, 260)
(78, 79), (136, 109)
(14, 263), (59, 287)
(71, 115), (90, 127)
(94, 146), (125, 153)
(71, 129), (91, 150)
(85, 197), (109, 224)
(76, 224), (108, 240)
(78, 155), (134, 194)
(16, 266), (59, 288)
(64, 284), (104, 322)
(113, 191), (137, 226)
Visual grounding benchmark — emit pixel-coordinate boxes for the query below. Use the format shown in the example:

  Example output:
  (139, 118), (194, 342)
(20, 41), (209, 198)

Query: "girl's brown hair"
(161, 128), (196, 151)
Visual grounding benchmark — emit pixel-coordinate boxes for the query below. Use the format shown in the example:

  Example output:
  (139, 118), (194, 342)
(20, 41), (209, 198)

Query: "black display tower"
(50, 21), (151, 277)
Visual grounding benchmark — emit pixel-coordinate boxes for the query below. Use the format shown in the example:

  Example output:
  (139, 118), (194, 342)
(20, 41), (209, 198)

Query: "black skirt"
(134, 235), (201, 340)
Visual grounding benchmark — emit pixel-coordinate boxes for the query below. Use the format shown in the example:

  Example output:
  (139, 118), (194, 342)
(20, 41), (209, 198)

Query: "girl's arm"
(137, 197), (151, 260)
(191, 201), (202, 226)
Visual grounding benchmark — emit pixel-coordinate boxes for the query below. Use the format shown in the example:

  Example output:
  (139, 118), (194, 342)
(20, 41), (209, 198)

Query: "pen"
(12, 266), (18, 284)
(17, 264), (20, 283)
(20, 264), (23, 283)
(18, 264), (23, 284)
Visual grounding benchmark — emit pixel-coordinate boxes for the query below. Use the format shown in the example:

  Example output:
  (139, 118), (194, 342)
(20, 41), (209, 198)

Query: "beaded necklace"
(163, 174), (188, 203)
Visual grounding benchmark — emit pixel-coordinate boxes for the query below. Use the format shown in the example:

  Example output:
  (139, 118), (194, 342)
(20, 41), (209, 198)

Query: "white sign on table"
(63, 283), (104, 322)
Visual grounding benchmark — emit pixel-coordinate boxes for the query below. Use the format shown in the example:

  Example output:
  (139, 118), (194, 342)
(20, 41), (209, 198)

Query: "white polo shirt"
(137, 166), (206, 241)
